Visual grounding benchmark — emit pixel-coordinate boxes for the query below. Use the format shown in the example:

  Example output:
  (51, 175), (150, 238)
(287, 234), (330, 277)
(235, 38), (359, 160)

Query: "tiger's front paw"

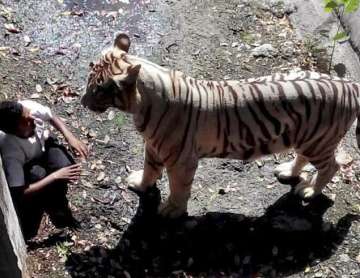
(294, 180), (319, 199)
(126, 170), (146, 192)
(275, 162), (301, 185)
(158, 198), (187, 218)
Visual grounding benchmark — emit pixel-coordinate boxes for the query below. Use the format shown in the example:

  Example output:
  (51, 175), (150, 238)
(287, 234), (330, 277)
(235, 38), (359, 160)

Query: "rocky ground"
(0, 0), (359, 277)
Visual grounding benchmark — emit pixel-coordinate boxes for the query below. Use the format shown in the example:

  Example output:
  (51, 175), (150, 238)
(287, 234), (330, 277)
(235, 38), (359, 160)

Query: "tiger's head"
(81, 33), (141, 113)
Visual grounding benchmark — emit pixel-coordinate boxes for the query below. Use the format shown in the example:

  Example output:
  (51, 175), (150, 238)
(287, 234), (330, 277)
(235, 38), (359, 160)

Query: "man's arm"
(50, 115), (89, 159)
(11, 164), (82, 197)
(22, 100), (89, 159)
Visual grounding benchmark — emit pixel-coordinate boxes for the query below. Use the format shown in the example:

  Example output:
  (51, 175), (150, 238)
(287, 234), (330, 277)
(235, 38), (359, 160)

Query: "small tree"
(323, 0), (360, 71)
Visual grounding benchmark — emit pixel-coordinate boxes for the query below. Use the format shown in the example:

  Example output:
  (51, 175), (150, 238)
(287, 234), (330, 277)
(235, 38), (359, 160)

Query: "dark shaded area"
(27, 230), (73, 252)
(66, 187), (358, 277)
(334, 63), (347, 78)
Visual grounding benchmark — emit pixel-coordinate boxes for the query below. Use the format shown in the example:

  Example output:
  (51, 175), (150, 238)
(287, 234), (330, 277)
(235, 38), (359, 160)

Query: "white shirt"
(0, 100), (53, 187)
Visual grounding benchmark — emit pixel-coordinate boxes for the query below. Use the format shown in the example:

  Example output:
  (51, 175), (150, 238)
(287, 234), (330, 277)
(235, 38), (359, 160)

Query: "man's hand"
(50, 115), (89, 159)
(51, 164), (82, 182)
(68, 137), (89, 159)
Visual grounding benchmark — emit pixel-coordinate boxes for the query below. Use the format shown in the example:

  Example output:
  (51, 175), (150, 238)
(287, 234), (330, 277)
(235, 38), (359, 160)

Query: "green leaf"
(344, 0), (360, 12)
(323, 0), (336, 4)
(333, 31), (350, 41)
(324, 0), (339, 12)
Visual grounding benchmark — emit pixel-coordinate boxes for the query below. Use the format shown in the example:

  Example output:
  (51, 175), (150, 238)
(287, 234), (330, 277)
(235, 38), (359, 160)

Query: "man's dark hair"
(0, 101), (23, 134)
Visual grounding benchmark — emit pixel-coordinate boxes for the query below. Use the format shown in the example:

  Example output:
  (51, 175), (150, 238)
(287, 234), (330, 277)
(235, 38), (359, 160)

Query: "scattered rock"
(251, 44), (278, 57)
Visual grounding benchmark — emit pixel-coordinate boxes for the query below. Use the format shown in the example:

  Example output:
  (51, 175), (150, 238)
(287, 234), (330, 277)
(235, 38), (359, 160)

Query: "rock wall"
(286, 0), (360, 81)
(342, 10), (360, 54)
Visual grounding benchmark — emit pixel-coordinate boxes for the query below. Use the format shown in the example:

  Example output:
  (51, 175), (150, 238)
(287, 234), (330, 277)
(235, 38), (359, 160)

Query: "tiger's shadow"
(66, 187), (358, 277)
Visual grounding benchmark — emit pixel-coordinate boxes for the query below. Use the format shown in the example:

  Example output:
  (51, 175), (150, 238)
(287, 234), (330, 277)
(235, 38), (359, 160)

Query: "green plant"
(240, 32), (256, 45)
(115, 114), (125, 128)
(56, 242), (71, 260)
(323, 0), (360, 70)
(303, 36), (323, 55)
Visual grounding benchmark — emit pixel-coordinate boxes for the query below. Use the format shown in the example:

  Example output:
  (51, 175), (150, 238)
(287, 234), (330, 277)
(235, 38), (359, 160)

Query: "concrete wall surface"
(0, 156), (29, 278)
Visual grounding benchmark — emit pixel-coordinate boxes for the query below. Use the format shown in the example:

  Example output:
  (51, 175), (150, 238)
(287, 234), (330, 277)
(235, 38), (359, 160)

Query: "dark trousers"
(11, 137), (75, 240)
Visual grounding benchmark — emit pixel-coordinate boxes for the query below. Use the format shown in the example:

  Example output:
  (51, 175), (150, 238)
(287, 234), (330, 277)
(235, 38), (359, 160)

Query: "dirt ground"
(0, 0), (359, 277)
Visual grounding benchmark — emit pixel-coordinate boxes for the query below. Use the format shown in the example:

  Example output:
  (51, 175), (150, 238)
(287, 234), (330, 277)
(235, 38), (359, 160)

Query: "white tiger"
(81, 33), (360, 218)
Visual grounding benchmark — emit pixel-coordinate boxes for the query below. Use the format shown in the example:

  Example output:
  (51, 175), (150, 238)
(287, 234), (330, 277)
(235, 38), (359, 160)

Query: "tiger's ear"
(128, 64), (141, 76)
(114, 33), (130, 52)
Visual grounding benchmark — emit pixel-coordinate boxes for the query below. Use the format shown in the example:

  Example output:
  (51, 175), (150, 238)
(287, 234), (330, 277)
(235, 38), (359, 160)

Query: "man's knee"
(46, 147), (73, 171)
(24, 165), (47, 183)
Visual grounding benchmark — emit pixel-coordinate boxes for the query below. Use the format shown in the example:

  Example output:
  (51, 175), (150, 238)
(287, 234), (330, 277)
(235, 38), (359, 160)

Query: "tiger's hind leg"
(295, 152), (339, 199)
(126, 145), (163, 192)
(158, 161), (198, 218)
(275, 154), (308, 185)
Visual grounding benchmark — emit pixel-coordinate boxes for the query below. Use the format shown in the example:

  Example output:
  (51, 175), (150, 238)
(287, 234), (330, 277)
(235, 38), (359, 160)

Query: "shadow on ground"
(66, 187), (358, 277)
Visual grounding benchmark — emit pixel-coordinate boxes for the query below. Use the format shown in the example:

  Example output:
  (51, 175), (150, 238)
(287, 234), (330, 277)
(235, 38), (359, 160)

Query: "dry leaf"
(356, 253), (360, 263)
(30, 93), (40, 99)
(46, 77), (58, 85)
(121, 217), (131, 224)
(60, 11), (71, 16)
(29, 47), (40, 52)
(10, 48), (20, 56)
(82, 180), (94, 189)
(70, 10), (84, 16)
(23, 35), (31, 46)
(88, 129), (97, 138)
(121, 191), (133, 202)
(35, 84), (43, 93)
(108, 110), (115, 121)
(97, 172), (105, 181)
(4, 23), (20, 33)
(104, 135), (110, 144)
(115, 176), (122, 184)
(336, 151), (353, 166)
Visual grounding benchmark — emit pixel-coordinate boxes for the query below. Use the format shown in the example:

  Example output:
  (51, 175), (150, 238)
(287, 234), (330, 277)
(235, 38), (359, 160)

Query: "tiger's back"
(136, 67), (360, 164)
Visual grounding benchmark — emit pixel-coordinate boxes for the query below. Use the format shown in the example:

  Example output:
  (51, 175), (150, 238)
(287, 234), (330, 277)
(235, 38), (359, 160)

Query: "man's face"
(15, 107), (35, 138)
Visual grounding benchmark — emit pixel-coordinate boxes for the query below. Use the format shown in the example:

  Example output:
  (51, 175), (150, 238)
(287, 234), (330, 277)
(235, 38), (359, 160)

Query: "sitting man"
(0, 100), (88, 240)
